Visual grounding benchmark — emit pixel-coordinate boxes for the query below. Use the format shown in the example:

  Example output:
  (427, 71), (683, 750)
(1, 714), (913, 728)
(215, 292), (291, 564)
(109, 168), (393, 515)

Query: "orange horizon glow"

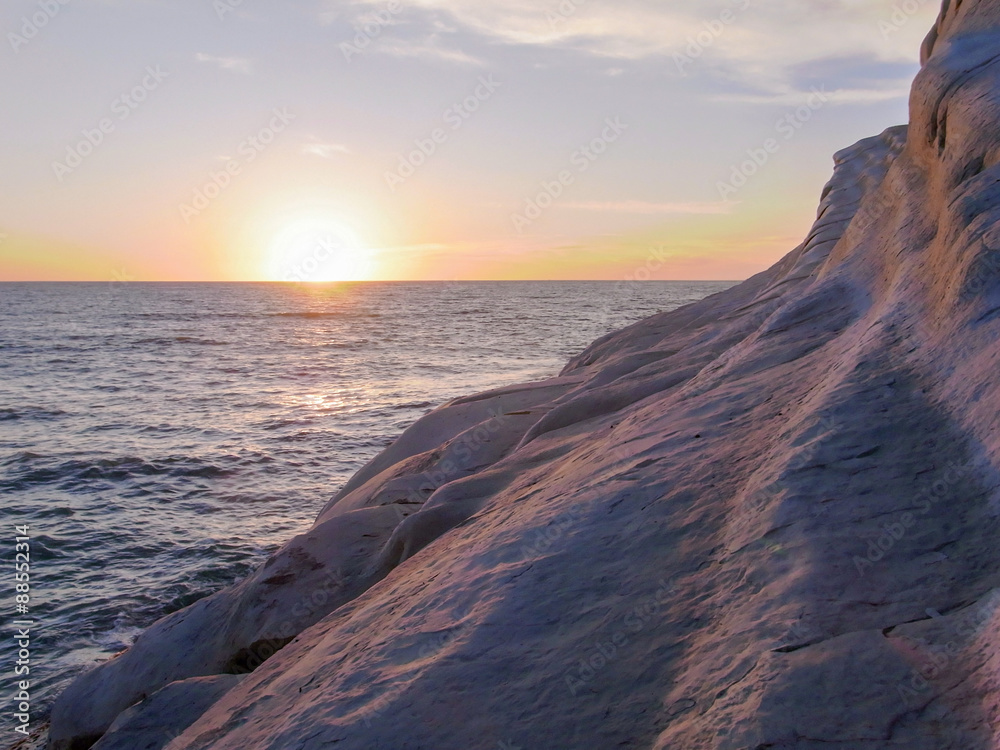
(0, 191), (815, 284)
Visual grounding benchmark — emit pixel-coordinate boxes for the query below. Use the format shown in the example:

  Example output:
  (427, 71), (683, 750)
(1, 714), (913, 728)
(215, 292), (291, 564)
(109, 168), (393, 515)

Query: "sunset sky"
(0, 0), (939, 282)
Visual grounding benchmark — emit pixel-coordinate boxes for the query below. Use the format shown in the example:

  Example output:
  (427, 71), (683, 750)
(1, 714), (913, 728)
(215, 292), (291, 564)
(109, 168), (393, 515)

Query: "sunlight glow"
(265, 216), (376, 282)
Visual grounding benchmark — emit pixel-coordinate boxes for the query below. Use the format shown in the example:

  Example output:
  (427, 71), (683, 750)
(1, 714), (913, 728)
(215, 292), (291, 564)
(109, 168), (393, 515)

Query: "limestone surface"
(91, 676), (244, 750)
(47, 1), (1000, 747)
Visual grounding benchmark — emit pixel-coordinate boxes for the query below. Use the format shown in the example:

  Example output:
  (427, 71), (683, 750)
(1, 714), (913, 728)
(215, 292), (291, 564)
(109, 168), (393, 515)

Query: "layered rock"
(48, 1), (1000, 747)
(90, 676), (244, 750)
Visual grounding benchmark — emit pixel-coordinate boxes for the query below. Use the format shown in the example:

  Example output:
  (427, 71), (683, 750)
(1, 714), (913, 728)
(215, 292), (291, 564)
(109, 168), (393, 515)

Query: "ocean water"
(0, 280), (733, 713)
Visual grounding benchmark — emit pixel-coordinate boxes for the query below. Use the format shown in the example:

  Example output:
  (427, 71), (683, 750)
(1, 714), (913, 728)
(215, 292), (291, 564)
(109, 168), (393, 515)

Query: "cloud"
(324, 0), (481, 65)
(379, 243), (451, 254)
(375, 35), (484, 66)
(710, 84), (913, 106)
(711, 52), (919, 105)
(302, 143), (352, 158)
(338, 0), (939, 97)
(318, 10), (340, 26)
(195, 53), (253, 74)
(560, 200), (734, 215)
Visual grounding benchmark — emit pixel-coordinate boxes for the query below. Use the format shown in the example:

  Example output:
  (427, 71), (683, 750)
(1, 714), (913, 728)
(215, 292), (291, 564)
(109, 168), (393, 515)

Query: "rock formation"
(47, 1), (1000, 747)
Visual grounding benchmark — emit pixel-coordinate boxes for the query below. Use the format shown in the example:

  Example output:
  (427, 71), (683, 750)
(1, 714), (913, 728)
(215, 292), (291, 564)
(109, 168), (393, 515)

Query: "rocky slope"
(48, 1), (1000, 747)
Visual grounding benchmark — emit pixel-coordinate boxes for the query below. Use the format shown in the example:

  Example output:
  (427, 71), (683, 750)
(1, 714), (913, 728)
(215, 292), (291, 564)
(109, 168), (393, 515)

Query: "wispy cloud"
(302, 143), (352, 158)
(339, 0), (938, 96)
(376, 35), (484, 66)
(710, 84), (914, 106)
(380, 243), (451, 254)
(195, 53), (253, 74)
(560, 200), (734, 215)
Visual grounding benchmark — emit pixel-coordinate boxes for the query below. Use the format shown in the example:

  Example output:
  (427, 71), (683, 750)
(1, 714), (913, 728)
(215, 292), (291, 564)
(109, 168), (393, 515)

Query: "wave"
(0, 407), (70, 421)
(260, 417), (315, 431)
(134, 337), (229, 346)
(392, 401), (434, 410)
(319, 340), (370, 349)
(0, 455), (234, 491)
(269, 312), (382, 319)
(1, 451), (46, 465)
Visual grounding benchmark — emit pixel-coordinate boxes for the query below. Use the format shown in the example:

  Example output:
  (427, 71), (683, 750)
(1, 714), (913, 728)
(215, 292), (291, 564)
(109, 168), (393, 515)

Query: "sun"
(265, 216), (376, 282)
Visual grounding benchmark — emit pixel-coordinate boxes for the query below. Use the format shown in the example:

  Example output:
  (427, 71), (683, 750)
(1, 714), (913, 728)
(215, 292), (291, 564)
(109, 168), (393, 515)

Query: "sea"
(0, 280), (733, 715)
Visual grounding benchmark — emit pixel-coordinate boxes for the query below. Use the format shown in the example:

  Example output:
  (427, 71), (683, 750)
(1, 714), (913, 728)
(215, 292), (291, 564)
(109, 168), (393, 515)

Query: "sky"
(0, 0), (942, 282)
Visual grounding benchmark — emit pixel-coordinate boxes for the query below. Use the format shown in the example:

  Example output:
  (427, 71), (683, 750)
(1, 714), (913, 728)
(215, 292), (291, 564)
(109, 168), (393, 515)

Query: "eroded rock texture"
(48, 2), (1000, 747)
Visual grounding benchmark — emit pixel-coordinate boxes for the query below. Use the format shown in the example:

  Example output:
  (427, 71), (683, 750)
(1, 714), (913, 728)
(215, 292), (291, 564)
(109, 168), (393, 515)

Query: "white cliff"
(47, 1), (1000, 747)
